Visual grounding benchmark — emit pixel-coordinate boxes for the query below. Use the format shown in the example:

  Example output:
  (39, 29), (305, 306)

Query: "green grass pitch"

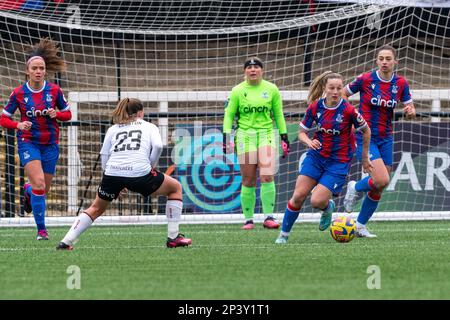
(1, 220), (449, 300)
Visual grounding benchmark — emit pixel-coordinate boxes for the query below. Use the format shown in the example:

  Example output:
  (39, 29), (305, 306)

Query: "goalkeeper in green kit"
(223, 57), (290, 230)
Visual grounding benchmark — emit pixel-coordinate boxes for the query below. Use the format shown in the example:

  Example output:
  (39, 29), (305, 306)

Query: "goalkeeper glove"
(223, 133), (234, 154)
(281, 133), (290, 158)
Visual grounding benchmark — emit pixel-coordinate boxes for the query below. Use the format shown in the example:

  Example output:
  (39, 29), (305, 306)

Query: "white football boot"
(275, 234), (289, 244)
(343, 180), (358, 213)
(356, 225), (377, 238)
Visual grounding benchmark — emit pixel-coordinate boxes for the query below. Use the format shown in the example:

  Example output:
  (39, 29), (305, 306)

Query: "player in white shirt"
(57, 98), (192, 249)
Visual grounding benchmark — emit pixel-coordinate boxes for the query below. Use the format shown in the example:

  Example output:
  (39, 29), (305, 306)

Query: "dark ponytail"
(26, 37), (66, 74)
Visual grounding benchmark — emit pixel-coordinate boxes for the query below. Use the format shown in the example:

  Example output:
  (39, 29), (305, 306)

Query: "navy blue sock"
(25, 184), (32, 197)
(31, 189), (46, 231)
(281, 201), (301, 233)
(355, 176), (372, 193)
(357, 192), (380, 225)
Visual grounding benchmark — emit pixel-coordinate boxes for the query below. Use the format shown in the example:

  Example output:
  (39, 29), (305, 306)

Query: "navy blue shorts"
(299, 153), (350, 196)
(356, 135), (393, 166)
(18, 142), (59, 175)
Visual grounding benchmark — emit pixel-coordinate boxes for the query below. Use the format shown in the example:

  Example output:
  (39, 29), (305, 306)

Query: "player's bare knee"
(374, 177), (389, 191)
(174, 179), (182, 192)
(32, 181), (46, 191)
(380, 177), (390, 190)
(291, 193), (307, 208)
(310, 197), (327, 210)
(260, 175), (274, 183)
(170, 180), (182, 199)
(162, 177), (181, 199)
(242, 177), (257, 187)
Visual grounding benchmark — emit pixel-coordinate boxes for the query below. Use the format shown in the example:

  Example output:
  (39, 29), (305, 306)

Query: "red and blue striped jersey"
(346, 70), (412, 140)
(300, 98), (367, 163)
(2, 81), (70, 145)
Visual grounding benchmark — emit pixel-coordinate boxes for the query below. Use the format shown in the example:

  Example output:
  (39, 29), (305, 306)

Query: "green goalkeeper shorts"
(235, 128), (276, 155)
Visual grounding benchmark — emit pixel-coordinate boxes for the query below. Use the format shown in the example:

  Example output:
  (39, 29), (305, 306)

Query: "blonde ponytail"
(111, 98), (144, 124)
(307, 71), (343, 104)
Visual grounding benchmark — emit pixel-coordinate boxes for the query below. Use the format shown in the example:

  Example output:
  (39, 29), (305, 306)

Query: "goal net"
(1, 0), (449, 226)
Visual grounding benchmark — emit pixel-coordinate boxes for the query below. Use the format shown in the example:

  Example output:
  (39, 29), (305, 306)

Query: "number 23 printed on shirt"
(113, 129), (142, 152)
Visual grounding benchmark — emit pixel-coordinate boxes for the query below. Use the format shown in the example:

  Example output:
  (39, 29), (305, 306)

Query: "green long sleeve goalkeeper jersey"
(222, 79), (287, 134)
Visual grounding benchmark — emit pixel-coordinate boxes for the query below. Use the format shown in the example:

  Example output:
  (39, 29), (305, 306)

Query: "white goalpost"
(1, 1), (450, 226)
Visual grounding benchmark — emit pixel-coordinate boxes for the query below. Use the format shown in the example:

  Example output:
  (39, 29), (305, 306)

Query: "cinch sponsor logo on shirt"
(26, 107), (51, 117)
(317, 123), (340, 135)
(370, 95), (397, 108)
(242, 106), (268, 113)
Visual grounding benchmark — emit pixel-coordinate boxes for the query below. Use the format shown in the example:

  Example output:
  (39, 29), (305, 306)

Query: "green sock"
(261, 181), (276, 215)
(241, 185), (256, 220)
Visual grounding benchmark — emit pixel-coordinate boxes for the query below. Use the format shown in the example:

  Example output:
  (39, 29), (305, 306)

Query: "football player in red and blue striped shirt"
(0, 38), (72, 240)
(342, 45), (416, 238)
(275, 72), (372, 244)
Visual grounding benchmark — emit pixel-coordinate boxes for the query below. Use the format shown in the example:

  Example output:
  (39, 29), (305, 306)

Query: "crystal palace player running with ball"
(342, 45), (416, 238)
(275, 71), (372, 244)
(0, 38), (72, 240)
(57, 98), (192, 250)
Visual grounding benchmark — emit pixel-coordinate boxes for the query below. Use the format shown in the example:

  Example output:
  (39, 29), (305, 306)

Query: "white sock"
(356, 221), (365, 229)
(166, 200), (182, 239)
(61, 212), (94, 246)
(280, 231), (290, 237)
